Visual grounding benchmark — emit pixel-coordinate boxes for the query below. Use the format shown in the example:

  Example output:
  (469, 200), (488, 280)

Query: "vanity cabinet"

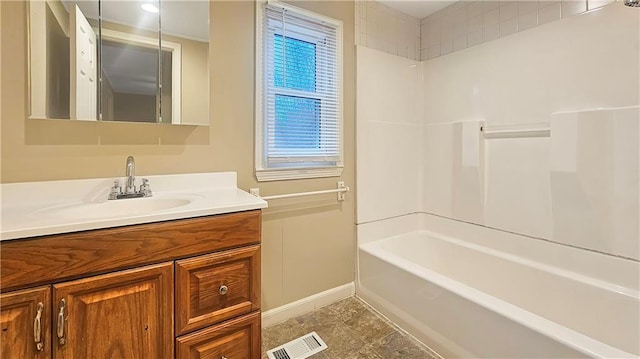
(0, 210), (262, 359)
(53, 262), (174, 359)
(0, 286), (51, 359)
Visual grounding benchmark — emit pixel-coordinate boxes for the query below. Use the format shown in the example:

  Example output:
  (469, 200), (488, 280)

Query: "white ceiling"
(377, 0), (458, 19)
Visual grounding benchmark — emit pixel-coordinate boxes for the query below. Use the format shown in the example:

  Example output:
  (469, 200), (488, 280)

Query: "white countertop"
(0, 172), (267, 241)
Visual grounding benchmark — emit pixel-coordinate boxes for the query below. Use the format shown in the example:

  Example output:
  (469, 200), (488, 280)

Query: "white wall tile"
(398, 41), (408, 58)
(421, 23), (429, 50)
(428, 44), (442, 59)
(454, 36), (468, 51)
(408, 0), (615, 61)
(519, 11), (538, 31)
(420, 49), (429, 61)
(499, 17), (518, 37)
(441, 13), (454, 40)
(408, 44), (417, 60)
(359, 1), (367, 18)
(366, 34), (377, 49)
(356, 1), (420, 61)
(484, 8), (500, 25)
(428, 17), (441, 44)
(561, 0), (587, 18)
(519, 1), (539, 15)
(468, 14), (483, 33)
(499, 2), (518, 21)
(468, 30), (484, 46)
(468, 1), (483, 17)
(454, 4), (468, 25)
(484, 1), (500, 12)
(538, 2), (561, 25)
(441, 37), (454, 55)
(483, 22), (500, 42)
(539, 0), (561, 8)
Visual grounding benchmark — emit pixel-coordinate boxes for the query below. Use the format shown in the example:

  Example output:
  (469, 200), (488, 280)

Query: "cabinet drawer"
(176, 311), (261, 359)
(176, 245), (260, 335)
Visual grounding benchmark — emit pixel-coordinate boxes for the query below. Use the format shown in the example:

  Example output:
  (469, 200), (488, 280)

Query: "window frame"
(255, 0), (344, 182)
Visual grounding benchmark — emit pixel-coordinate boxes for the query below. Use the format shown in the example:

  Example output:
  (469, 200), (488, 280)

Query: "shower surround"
(355, 3), (639, 357)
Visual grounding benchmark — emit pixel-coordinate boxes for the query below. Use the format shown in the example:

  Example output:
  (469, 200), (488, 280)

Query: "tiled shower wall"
(420, 0), (614, 60)
(355, 1), (421, 60)
(355, 0), (615, 61)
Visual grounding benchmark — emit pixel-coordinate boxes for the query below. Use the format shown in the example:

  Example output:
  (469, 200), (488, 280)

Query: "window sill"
(256, 167), (343, 182)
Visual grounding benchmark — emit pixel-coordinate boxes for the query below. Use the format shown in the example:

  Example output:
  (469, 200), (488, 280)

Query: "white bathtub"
(356, 214), (640, 358)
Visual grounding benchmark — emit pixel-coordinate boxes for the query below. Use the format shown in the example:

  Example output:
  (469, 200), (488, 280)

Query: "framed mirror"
(28, 0), (209, 125)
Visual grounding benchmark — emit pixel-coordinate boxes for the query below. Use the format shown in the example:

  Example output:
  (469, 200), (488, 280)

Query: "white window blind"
(260, 2), (342, 173)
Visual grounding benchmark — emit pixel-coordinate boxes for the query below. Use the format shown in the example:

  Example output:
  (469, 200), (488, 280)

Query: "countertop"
(0, 172), (268, 241)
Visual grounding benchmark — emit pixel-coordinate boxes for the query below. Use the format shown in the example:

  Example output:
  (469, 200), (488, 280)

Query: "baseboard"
(261, 282), (355, 329)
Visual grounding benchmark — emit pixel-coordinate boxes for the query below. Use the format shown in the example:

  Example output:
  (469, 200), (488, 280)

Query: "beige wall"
(0, 1), (356, 311)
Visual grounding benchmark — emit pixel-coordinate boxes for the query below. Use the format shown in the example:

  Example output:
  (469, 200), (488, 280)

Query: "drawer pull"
(33, 302), (44, 351)
(219, 285), (228, 295)
(221, 356), (228, 359)
(57, 299), (66, 345)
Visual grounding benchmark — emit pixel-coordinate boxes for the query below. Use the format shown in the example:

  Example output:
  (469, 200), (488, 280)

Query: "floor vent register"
(266, 331), (328, 359)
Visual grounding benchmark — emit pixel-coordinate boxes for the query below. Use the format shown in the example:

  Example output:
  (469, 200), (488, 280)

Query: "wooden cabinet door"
(53, 262), (173, 359)
(176, 312), (261, 359)
(0, 286), (51, 359)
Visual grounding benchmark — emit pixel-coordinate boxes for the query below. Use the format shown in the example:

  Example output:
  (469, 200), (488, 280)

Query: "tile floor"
(262, 296), (441, 359)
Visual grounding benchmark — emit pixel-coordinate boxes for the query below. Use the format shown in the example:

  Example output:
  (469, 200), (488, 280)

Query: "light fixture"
(141, 3), (159, 13)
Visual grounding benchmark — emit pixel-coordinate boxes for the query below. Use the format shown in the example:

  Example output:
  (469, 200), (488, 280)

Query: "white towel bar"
(252, 182), (350, 202)
(481, 123), (550, 139)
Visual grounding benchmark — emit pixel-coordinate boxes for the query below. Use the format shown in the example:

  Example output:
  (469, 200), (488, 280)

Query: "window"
(256, 1), (343, 181)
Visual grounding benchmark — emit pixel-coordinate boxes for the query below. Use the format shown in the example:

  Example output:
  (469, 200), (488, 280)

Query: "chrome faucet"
(125, 156), (136, 194)
(108, 156), (152, 200)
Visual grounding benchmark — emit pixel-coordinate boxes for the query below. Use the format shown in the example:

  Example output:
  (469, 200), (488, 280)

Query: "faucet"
(108, 156), (152, 200)
(125, 156), (136, 194)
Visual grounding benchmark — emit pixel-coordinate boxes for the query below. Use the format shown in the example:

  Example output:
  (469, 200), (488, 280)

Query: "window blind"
(262, 2), (342, 168)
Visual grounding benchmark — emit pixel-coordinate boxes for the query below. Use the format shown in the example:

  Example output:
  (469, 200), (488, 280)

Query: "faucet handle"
(140, 178), (152, 197)
(108, 180), (121, 200)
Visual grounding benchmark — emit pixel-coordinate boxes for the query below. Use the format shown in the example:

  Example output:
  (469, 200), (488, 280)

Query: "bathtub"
(356, 214), (640, 358)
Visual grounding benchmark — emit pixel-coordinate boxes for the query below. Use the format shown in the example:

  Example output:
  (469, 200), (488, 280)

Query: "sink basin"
(34, 196), (196, 220)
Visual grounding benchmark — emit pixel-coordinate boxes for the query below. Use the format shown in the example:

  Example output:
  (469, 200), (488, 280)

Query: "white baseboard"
(261, 282), (355, 329)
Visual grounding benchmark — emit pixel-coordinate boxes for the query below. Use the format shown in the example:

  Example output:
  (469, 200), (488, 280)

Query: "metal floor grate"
(266, 332), (328, 359)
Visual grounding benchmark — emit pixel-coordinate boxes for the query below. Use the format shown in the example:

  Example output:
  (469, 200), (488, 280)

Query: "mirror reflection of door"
(70, 4), (97, 120)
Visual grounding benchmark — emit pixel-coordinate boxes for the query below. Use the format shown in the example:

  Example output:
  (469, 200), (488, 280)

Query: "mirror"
(28, 0), (209, 125)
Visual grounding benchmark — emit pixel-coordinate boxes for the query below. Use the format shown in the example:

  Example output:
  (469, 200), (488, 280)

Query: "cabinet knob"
(219, 285), (228, 295)
(221, 357), (228, 359)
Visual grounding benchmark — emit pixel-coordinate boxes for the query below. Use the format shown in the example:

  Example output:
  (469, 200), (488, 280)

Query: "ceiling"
(377, 0), (458, 19)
